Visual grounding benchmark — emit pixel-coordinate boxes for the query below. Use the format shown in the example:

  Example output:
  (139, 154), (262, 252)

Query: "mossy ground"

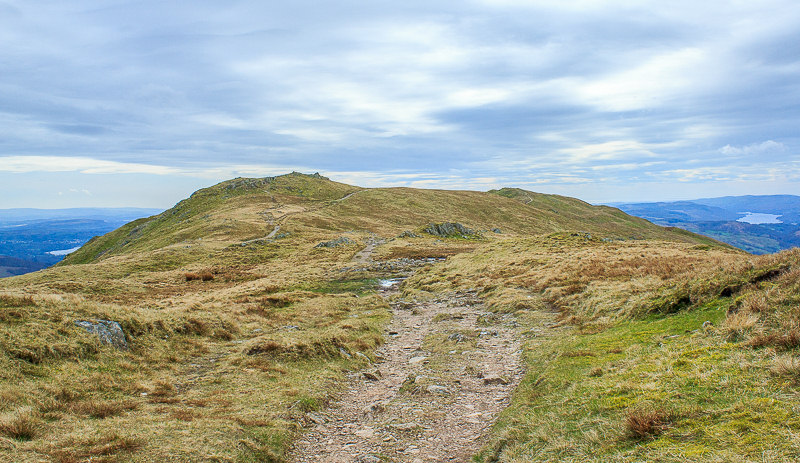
(477, 302), (800, 462)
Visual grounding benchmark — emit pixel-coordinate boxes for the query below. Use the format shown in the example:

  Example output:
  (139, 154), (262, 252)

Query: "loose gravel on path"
(288, 282), (524, 463)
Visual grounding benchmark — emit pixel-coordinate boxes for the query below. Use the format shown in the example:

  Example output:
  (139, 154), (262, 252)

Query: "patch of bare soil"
(287, 283), (524, 462)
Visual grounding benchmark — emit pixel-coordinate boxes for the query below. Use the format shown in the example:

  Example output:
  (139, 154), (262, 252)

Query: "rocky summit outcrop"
(74, 320), (128, 349)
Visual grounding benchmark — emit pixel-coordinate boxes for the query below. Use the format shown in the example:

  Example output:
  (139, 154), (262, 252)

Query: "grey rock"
(423, 222), (475, 238)
(448, 333), (466, 343)
(426, 385), (450, 395)
(314, 237), (355, 248)
(74, 320), (128, 349)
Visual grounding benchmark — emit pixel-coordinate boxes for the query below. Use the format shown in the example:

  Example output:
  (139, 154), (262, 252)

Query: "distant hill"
(0, 207), (162, 275)
(613, 195), (800, 254)
(60, 173), (725, 267)
(692, 195), (800, 224)
(0, 255), (47, 277)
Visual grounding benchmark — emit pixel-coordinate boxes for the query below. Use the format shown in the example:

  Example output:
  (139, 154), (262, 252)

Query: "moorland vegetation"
(0, 172), (797, 462)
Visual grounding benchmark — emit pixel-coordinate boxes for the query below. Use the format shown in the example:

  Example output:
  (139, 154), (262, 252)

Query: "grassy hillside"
(61, 174), (724, 268)
(403, 236), (800, 461)
(0, 173), (756, 462)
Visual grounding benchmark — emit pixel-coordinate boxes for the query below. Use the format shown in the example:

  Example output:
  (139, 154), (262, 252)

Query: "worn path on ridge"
(288, 242), (526, 462)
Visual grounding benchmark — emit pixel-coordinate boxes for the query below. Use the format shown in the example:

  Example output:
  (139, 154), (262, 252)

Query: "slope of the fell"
(400, 231), (800, 462)
(60, 172), (359, 266)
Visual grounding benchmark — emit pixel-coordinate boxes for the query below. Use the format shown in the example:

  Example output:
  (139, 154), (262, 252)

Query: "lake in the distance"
(737, 212), (783, 224)
(47, 246), (82, 256)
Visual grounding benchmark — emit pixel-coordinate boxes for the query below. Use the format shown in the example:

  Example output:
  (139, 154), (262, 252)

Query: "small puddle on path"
(378, 278), (403, 288)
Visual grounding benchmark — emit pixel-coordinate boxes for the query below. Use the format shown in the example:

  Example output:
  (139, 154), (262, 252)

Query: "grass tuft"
(0, 294), (36, 307)
(185, 271), (214, 281)
(71, 400), (138, 419)
(625, 408), (674, 440)
(0, 410), (39, 441)
(749, 329), (800, 349)
(722, 311), (759, 340)
(770, 355), (800, 378)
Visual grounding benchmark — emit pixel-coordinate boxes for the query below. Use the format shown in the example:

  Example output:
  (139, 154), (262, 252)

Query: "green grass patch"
(298, 278), (380, 295)
(478, 301), (800, 462)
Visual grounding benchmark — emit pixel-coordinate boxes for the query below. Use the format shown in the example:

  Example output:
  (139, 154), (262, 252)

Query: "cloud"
(558, 140), (664, 162)
(0, 156), (182, 175)
(719, 140), (786, 156)
(0, 0), (799, 206)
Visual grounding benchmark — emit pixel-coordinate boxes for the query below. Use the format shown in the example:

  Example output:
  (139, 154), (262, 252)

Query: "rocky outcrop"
(314, 237), (355, 248)
(74, 320), (128, 349)
(424, 222), (475, 238)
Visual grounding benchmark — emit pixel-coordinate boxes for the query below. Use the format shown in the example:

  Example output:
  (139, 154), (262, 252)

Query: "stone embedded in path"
(363, 402), (386, 416)
(391, 422), (422, 431)
(426, 384), (450, 395)
(483, 375), (510, 386)
(354, 427), (375, 438)
(408, 355), (428, 365)
(363, 369), (382, 381)
(307, 412), (327, 425)
(355, 456), (381, 463)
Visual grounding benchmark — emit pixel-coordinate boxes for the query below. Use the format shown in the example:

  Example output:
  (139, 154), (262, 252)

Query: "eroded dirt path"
(351, 236), (385, 265)
(288, 283), (524, 462)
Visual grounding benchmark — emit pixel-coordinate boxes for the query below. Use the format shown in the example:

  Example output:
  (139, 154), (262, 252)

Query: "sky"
(1, 0), (800, 209)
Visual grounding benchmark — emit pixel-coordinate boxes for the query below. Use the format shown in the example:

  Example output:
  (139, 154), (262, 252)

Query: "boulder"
(423, 222), (475, 238)
(74, 320), (128, 349)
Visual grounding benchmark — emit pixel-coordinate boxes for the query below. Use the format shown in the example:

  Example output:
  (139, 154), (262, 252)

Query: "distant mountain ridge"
(612, 195), (800, 254)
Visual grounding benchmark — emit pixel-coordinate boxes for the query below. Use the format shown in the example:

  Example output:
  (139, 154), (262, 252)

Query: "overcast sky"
(1, 0), (799, 208)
